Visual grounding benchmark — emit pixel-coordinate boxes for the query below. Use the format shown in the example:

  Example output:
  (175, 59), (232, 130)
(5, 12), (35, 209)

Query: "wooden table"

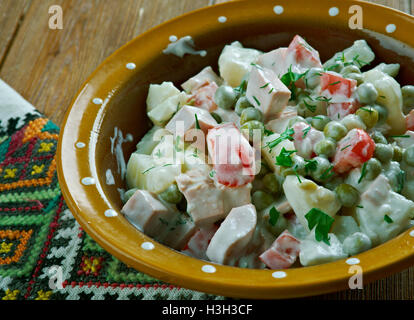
(1, 0), (413, 300)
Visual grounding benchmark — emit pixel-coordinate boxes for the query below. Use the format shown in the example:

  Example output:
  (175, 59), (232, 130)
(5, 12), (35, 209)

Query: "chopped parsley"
(154, 149), (163, 158)
(305, 208), (335, 245)
(264, 128), (274, 136)
(293, 167), (302, 183)
(315, 95), (332, 104)
(268, 87), (274, 94)
(250, 62), (264, 70)
(264, 127), (294, 150)
(275, 148), (296, 167)
(280, 65), (307, 100)
(390, 135), (410, 139)
(260, 82), (270, 89)
(356, 205), (364, 209)
(340, 144), (352, 151)
(142, 166), (156, 174)
(384, 214), (394, 224)
(358, 162), (367, 184)
(303, 99), (317, 113)
(192, 148), (199, 158)
(304, 159), (318, 173)
(360, 107), (374, 113)
(269, 207), (280, 226)
(209, 170), (216, 178)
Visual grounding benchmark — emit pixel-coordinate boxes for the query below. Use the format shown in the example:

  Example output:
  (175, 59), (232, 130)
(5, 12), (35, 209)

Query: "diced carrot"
(333, 128), (375, 174)
(320, 72), (357, 99)
(181, 225), (218, 259)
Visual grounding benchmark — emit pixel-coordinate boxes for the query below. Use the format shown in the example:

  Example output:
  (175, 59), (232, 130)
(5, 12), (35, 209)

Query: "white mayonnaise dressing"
(110, 127), (133, 181)
(105, 169), (115, 185)
(163, 36), (207, 58)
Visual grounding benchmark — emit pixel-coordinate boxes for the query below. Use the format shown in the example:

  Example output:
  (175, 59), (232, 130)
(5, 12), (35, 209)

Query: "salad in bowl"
(121, 34), (414, 270)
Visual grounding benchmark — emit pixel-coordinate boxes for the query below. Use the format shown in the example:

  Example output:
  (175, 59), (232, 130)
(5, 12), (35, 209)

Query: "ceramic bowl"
(57, 0), (414, 299)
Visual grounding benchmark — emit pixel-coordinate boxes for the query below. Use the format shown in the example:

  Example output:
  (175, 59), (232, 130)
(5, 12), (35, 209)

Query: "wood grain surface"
(0, 0), (413, 300)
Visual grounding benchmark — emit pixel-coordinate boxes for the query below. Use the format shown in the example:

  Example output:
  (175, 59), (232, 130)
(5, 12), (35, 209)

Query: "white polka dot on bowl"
(141, 242), (155, 250)
(410, 230), (414, 237)
(75, 142), (85, 149)
(169, 35), (178, 42)
(218, 16), (227, 23)
(81, 177), (95, 185)
(272, 271), (287, 279)
(126, 62), (136, 70)
(201, 265), (216, 273)
(329, 7), (339, 16)
(104, 209), (118, 217)
(273, 5), (284, 15)
(346, 258), (360, 265)
(386, 24), (396, 33)
(92, 98), (103, 105)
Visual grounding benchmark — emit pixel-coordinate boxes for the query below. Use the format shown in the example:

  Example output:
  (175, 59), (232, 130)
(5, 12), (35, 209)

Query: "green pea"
(305, 67), (324, 89)
(335, 183), (360, 207)
(356, 107), (379, 128)
(210, 112), (222, 124)
(235, 96), (253, 116)
(370, 104), (388, 124)
(214, 85), (237, 110)
(341, 114), (366, 131)
(159, 183), (183, 204)
(314, 138), (336, 158)
(252, 191), (274, 211)
(343, 232), (372, 256)
(311, 115), (331, 131)
(365, 158), (382, 180)
(402, 85), (414, 112)
(240, 107), (263, 125)
(241, 120), (264, 142)
(374, 143), (394, 163)
(370, 131), (388, 144)
(288, 116), (306, 128)
(341, 65), (361, 76)
(346, 73), (363, 85)
(403, 145), (414, 166)
(263, 173), (280, 194)
(393, 145), (403, 162)
(328, 60), (344, 73)
(124, 188), (138, 203)
(323, 121), (348, 141)
(257, 161), (270, 177)
(310, 156), (332, 182)
(356, 83), (378, 105)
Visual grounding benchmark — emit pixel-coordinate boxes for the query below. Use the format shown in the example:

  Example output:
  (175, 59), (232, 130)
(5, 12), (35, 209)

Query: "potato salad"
(122, 35), (414, 269)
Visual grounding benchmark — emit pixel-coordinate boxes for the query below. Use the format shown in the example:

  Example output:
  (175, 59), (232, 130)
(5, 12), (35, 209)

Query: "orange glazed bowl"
(57, 0), (414, 299)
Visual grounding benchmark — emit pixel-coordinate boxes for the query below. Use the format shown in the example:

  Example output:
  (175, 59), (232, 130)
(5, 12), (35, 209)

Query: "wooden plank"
(0, 0), (212, 126)
(0, 0), (32, 67)
(365, 0), (411, 13)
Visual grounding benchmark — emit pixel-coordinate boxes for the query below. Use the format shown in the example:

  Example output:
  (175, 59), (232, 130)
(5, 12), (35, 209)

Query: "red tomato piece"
(207, 123), (255, 187)
(287, 35), (322, 70)
(327, 101), (359, 120)
(320, 72), (357, 99)
(259, 230), (300, 269)
(333, 128), (375, 174)
(406, 110), (414, 131)
(189, 82), (218, 112)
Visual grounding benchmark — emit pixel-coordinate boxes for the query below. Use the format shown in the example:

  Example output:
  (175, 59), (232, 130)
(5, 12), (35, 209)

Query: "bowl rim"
(57, 0), (414, 299)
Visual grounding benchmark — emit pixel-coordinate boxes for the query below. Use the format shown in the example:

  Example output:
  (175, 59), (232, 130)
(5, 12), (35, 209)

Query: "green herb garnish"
(253, 96), (261, 106)
(264, 128), (274, 136)
(269, 207), (280, 226)
(396, 170), (405, 193)
(195, 114), (201, 130)
(340, 144), (352, 151)
(234, 80), (247, 96)
(280, 65), (307, 100)
(305, 208), (335, 245)
(303, 99), (317, 113)
(320, 165), (334, 180)
(329, 81), (341, 86)
(260, 83), (270, 89)
(305, 159), (318, 173)
(302, 126), (311, 138)
(275, 148), (296, 167)
(264, 127), (295, 150)
(358, 162), (367, 184)
(142, 166), (156, 174)
(384, 214), (394, 224)
(390, 135), (410, 138)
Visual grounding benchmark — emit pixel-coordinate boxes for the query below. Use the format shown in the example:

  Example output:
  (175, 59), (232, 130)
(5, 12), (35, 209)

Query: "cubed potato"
(218, 41), (262, 87)
(181, 66), (223, 93)
(262, 132), (296, 173)
(147, 91), (188, 127)
(146, 82), (181, 112)
(257, 47), (288, 78)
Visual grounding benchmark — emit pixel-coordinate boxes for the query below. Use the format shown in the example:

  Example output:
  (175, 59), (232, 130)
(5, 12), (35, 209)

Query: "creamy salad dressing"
(163, 36), (207, 58)
(120, 35), (414, 270)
